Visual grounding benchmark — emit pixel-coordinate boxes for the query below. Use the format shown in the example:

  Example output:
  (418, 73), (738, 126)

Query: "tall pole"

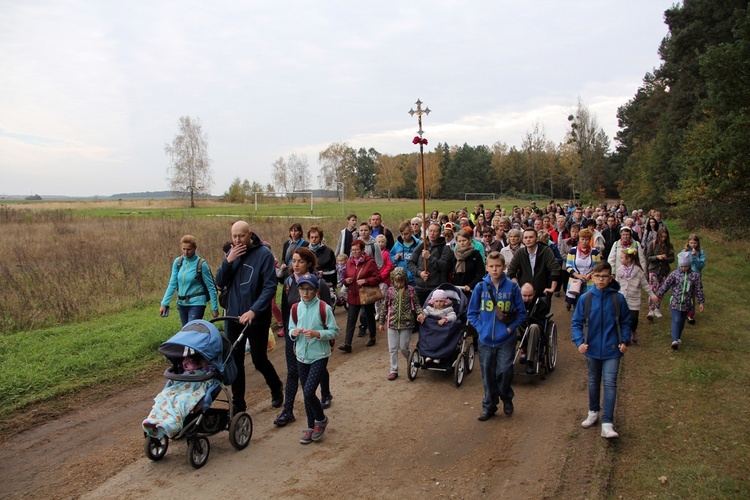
(409, 98), (431, 273)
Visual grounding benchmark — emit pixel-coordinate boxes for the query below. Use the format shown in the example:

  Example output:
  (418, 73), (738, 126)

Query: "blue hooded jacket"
(571, 279), (631, 360)
(390, 235), (421, 284)
(467, 274), (526, 347)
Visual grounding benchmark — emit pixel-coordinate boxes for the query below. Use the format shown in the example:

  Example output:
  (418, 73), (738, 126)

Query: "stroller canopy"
(159, 320), (237, 385)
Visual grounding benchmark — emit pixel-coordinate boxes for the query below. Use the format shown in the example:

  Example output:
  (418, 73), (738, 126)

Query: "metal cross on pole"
(409, 98), (431, 275)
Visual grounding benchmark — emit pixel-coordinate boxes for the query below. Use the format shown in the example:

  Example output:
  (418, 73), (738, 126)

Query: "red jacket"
(344, 253), (381, 306)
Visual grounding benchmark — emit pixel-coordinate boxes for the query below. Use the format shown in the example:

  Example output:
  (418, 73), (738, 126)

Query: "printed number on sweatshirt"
(481, 299), (511, 312)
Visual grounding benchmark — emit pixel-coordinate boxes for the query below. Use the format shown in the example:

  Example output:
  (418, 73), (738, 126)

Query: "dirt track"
(0, 299), (616, 498)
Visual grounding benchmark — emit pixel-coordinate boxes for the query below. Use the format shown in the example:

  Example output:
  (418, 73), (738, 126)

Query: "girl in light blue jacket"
(289, 273), (339, 444)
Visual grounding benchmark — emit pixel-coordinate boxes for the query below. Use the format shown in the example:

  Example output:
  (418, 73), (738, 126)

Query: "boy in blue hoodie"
(571, 261), (631, 439)
(468, 251), (526, 421)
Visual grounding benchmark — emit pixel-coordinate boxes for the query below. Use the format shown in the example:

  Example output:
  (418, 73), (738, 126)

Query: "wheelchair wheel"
(407, 349), (420, 380)
(465, 341), (475, 374)
(187, 436), (210, 469)
(546, 322), (558, 372)
(454, 354), (466, 388)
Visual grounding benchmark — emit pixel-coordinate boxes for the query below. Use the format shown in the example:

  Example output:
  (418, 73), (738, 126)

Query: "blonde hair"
(180, 235), (197, 248)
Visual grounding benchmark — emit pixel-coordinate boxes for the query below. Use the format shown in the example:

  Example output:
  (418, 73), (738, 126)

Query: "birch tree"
(164, 116), (213, 208)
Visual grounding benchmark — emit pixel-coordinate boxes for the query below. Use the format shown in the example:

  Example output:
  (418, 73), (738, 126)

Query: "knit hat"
(677, 251), (691, 267)
(430, 289), (451, 304)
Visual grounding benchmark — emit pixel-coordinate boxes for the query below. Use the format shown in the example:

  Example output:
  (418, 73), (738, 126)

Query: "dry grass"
(0, 211), (345, 333)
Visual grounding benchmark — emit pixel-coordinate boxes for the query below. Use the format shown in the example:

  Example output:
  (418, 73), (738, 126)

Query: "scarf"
(309, 242), (322, 252)
(577, 243), (592, 258)
(454, 246), (474, 274)
(620, 263), (634, 280)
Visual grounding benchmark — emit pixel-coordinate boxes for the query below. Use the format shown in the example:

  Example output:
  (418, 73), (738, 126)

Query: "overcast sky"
(0, 1), (675, 197)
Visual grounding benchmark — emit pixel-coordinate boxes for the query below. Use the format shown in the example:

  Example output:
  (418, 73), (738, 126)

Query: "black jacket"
(506, 244), (561, 297)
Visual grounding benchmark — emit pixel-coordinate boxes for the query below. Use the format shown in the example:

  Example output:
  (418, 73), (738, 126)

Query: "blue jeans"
(178, 305), (206, 326)
(478, 340), (515, 414)
(586, 356), (620, 424)
(671, 309), (688, 342)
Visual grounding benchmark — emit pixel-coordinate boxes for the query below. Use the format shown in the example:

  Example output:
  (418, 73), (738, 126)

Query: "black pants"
(227, 319), (282, 411)
(345, 303), (376, 344)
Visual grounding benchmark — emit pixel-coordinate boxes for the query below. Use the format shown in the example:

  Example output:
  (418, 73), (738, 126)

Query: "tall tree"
(375, 154), (406, 200)
(318, 142), (357, 198)
(164, 116), (213, 208)
(565, 100), (611, 197)
(354, 147), (380, 197)
(273, 153), (311, 201)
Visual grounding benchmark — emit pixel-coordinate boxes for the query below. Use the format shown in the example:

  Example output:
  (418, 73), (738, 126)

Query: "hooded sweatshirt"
(467, 274), (526, 347)
(571, 280), (631, 360)
(390, 235), (421, 283)
(288, 296), (339, 364)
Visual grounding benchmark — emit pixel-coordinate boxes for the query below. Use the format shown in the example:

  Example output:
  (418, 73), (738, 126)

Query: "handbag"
(567, 278), (583, 298)
(358, 285), (384, 305)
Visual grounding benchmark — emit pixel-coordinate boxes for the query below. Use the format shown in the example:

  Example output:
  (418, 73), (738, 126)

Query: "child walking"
(684, 234), (706, 324)
(616, 247), (658, 344)
(655, 252), (705, 350)
(571, 262), (631, 439)
(335, 253), (348, 306)
(288, 273), (339, 444)
(378, 267), (424, 380)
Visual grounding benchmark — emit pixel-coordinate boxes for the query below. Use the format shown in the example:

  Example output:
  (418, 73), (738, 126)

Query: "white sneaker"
(653, 309), (663, 319)
(581, 411), (599, 429)
(601, 423), (619, 439)
(647, 310), (654, 321)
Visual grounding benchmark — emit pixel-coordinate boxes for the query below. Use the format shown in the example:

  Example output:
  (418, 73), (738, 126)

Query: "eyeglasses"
(298, 287), (316, 294)
(592, 274), (612, 280)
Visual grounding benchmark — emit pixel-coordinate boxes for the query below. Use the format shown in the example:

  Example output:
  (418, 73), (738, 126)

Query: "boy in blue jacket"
(571, 261), (631, 439)
(468, 251), (526, 421)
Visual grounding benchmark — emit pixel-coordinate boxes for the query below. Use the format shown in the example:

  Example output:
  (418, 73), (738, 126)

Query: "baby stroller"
(407, 284), (475, 387)
(513, 310), (558, 379)
(143, 317), (253, 469)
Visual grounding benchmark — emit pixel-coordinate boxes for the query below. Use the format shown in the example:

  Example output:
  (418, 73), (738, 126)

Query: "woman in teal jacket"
(289, 273), (339, 444)
(160, 235), (219, 326)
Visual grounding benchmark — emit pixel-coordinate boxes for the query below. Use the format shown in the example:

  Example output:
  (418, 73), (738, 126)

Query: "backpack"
(290, 301), (328, 329)
(176, 256), (211, 301)
(582, 291), (622, 344)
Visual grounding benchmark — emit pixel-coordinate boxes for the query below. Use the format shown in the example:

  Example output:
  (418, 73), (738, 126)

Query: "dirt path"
(0, 299), (613, 498)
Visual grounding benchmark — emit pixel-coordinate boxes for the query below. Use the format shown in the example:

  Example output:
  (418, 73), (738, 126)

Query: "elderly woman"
(500, 228), (523, 269)
(338, 240), (381, 352)
(160, 234), (219, 326)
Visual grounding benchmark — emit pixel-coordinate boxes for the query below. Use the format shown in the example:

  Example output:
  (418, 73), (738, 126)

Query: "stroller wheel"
(407, 349), (420, 381)
(229, 412), (253, 450)
(187, 436), (210, 469)
(144, 435), (168, 461)
(465, 342), (476, 374)
(454, 354), (466, 388)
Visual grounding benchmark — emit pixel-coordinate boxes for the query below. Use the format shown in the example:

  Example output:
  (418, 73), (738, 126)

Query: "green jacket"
(289, 297), (339, 364)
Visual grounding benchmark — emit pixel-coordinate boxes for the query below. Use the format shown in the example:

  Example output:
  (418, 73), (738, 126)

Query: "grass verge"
(611, 224), (750, 497)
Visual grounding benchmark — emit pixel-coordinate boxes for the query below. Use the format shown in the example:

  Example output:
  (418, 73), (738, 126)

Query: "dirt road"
(0, 299), (614, 498)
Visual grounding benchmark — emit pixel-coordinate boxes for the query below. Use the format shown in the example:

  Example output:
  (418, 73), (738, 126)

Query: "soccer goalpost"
(464, 192), (496, 202)
(253, 191), (314, 214)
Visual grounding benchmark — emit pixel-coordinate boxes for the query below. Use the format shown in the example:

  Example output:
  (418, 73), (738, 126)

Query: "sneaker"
(519, 354), (527, 363)
(687, 317), (696, 325)
(653, 309), (663, 319)
(647, 310), (655, 321)
(671, 341), (679, 350)
(525, 363), (535, 375)
(425, 357), (432, 363)
(581, 410), (599, 429)
(433, 358), (441, 364)
(601, 423), (619, 439)
(631, 331), (639, 344)
(300, 428), (314, 444)
(321, 394), (333, 409)
(271, 387), (284, 408)
(365, 337), (376, 347)
(477, 410), (495, 421)
(387, 372), (398, 381)
(503, 400), (514, 416)
(554, 291), (561, 297)
(311, 416), (328, 441)
(274, 412), (295, 427)
(357, 325), (367, 337)
(337, 343), (352, 353)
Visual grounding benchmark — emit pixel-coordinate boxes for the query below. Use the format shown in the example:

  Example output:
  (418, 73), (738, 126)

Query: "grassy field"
(611, 224), (750, 497)
(1, 199), (748, 496)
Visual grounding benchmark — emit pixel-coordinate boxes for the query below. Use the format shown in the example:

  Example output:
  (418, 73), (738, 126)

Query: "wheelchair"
(513, 312), (558, 379)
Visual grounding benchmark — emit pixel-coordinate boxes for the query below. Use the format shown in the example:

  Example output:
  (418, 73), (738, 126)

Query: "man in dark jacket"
(215, 221), (283, 412)
(369, 212), (395, 250)
(507, 228), (560, 299)
(408, 222), (455, 306)
(601, 215), (621, 260)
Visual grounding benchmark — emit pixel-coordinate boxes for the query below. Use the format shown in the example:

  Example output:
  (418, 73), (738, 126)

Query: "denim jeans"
(178, 305), (206, 326)
(671, 309), (688, 342)
(478, 340), (515, 414)
(586, 356), (621, 424)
